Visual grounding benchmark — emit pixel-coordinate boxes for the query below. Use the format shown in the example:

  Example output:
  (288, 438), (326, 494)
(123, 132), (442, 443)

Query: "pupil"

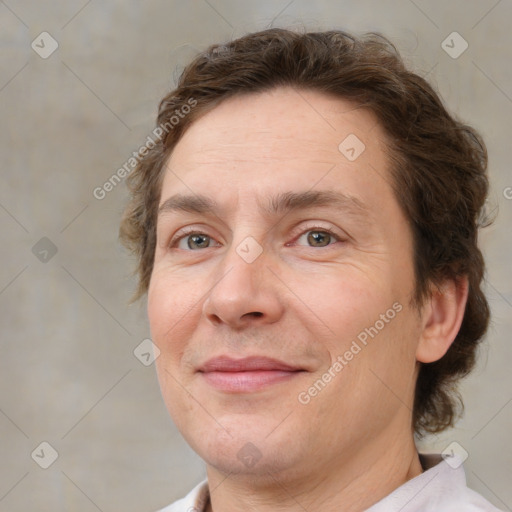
(189, 234), (209, 249)
(308, 231), (330, 247)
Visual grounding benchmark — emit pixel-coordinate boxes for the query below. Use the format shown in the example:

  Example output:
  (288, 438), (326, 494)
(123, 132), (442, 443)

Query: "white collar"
(366, 454), (463, 511)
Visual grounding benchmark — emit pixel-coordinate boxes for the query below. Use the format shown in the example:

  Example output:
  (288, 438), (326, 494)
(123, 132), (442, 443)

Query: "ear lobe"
(416, 276), (469, 364)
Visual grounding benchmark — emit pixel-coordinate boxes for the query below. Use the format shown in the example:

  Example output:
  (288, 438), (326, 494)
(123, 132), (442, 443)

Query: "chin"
(183, 418), (307, 480)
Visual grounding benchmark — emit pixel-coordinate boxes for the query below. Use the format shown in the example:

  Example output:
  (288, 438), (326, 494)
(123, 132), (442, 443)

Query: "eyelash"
(288, 224), (344, 247)
(169, 225), (344, 250)
(169, 227), (218, 249)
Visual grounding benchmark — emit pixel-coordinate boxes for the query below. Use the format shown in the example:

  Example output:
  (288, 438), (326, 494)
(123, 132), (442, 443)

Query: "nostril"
(245, 311), (263, 318)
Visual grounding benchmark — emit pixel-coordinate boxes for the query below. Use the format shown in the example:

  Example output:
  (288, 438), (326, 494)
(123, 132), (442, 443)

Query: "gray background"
(1, 1), (511, 511)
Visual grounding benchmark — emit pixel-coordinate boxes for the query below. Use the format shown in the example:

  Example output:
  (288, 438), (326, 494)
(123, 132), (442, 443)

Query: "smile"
(197, 356), (305, 393)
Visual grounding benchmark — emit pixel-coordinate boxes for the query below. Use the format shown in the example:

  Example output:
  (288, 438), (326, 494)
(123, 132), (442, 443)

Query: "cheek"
(148, 273), (199, 423)
(356, 305), (421, 412)
(280, 263), (394, 346)
(149, 267), (200, 329)
(147, 267), (206, 366)
(291, 266), (417, 390)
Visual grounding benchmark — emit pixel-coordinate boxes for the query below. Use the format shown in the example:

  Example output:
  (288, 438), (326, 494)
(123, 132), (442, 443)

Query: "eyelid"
(287, 222), (347, 246)
(167, 221), (348, 249)
(168, 225), (221, 248)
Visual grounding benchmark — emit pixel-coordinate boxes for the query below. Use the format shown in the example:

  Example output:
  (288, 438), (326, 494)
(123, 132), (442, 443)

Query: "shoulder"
(426, 485), (503, 511)
(453, 486), (504, 512)
(421, 455), (503, 512)
(154, 479), (209, 512)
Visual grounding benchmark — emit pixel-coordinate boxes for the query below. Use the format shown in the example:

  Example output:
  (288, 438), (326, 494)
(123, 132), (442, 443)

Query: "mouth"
(197, 356), (306, 393)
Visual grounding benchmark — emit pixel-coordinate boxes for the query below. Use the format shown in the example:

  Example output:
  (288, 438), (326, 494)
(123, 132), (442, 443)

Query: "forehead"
(161, 87), (393, 213)
(171, 87), (385, 159)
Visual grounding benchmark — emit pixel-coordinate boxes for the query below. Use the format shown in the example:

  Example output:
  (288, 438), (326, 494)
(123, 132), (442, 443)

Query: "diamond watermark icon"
(31, 441), (59, 469)
(441, 32), (468, 59)
(31, 32), (59, 59)
(237, 442), (262, 468)
(236, 236), (263, 264)
(338, 134), (366, 161)
(32, 237), (58, 263)
(134, 338), (161, 366)
(442, 441), (469, 469)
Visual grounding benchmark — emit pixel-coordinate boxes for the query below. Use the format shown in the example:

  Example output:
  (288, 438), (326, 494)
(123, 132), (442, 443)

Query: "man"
(120, 28), (501, 511)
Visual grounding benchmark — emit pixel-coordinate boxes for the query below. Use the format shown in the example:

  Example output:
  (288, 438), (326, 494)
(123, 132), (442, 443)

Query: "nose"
(202, 242), (285, 330)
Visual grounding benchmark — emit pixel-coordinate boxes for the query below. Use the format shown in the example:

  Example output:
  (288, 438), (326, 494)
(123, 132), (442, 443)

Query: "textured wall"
(1, 1), (511, 511)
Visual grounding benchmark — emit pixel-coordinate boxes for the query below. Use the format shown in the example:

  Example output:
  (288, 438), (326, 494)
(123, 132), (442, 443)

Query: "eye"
(174, 232), (220, 250)
(296, 229), (340, 247)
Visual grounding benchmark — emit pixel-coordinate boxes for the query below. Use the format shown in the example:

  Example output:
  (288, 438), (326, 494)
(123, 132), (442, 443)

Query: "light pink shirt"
(157, 454), (503, 511)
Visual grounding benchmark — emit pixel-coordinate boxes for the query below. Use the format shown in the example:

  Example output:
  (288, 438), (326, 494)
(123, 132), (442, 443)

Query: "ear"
(416, 276), (469, 363)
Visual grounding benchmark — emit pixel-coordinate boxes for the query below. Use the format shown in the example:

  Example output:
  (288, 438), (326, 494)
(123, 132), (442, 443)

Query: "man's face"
(148, 87), (423, 480)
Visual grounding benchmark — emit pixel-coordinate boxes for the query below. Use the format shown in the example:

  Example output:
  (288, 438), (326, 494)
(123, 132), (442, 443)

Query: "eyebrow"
(158, 190), (369, 219)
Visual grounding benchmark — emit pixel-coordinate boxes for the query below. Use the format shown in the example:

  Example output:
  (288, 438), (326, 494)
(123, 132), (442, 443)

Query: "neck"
(204, 432), (422, 512)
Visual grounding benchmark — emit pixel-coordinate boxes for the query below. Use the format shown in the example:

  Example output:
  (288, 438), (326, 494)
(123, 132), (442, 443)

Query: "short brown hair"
(120, 28), (490, 435)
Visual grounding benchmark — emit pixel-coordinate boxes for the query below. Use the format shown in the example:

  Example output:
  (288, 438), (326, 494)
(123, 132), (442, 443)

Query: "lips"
(199, 356), (301, 373)
(197, 356), (304, 392)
